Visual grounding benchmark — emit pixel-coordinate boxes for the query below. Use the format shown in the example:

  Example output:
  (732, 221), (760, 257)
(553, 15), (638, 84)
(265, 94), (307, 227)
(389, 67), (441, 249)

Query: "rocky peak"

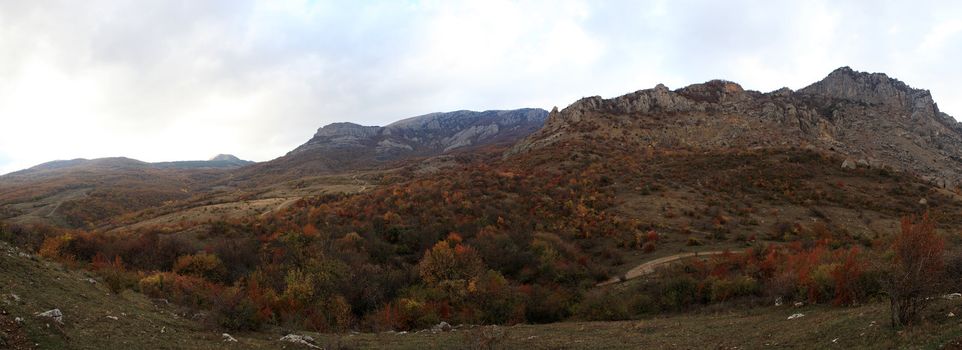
(799, 66), (934, 109)
(676, 80), (747, 103)
(313, 122), (382, 139)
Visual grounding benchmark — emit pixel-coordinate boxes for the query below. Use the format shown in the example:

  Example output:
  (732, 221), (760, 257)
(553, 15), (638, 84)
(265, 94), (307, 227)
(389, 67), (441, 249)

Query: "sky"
(1, 0), (961, 175)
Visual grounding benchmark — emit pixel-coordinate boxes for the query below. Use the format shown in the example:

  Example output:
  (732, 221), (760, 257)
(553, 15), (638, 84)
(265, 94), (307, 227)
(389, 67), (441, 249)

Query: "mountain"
(152, 154), (254, 169)
(0, 155), (252, 228)
(232, 108), (548, 183)
(510, 67), (962, 187)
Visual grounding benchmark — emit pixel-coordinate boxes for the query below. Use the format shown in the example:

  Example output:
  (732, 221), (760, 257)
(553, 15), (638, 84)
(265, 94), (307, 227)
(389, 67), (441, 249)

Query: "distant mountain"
(510, 67), (962, 187)
(0, 154), (252, 227)
(152, 154), (253, 169)
(235, 108), (548, 182)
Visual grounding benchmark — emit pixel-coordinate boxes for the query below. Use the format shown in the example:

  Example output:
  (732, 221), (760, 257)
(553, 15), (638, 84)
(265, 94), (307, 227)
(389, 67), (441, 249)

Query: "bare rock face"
(509, 67), (962, 187)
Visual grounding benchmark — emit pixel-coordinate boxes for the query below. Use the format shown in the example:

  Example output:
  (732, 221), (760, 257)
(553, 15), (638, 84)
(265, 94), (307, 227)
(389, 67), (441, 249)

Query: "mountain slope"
(0, 156), (251, 228)
(510, 67), (962, 187)
(233, 108), (547, 184)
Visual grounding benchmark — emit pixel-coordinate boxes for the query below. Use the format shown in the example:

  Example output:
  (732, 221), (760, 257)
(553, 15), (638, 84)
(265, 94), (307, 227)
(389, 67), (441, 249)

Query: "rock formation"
(509, 67), (962, 187)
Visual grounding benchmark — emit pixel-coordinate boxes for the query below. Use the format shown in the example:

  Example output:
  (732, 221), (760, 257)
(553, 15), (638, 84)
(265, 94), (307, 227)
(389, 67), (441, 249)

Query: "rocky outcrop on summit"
(509, 67), (962, 187)
(240, 109), (547, 180)
(293, 109), (547, 157)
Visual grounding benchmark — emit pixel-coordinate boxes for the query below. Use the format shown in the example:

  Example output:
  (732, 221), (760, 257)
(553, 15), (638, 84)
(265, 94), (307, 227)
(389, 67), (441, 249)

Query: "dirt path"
(597, 250), (732, 286)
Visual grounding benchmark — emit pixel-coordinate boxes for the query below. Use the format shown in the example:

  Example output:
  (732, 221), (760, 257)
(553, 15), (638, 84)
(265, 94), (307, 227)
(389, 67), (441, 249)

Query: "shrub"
(213, 288), (264, 331)
(707, 275), (759, 302)
(173, 253), (228, 283)
(574, 290), (632, 321)
(139, 272), (221, 308)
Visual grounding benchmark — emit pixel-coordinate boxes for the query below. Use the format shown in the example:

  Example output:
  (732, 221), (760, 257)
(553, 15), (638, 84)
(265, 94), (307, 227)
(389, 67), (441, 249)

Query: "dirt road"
(597, 250), (732, 286)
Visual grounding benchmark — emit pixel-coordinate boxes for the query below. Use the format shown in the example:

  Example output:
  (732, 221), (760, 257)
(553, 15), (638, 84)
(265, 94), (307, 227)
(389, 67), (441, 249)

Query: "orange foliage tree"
(883, 213), (944, 327)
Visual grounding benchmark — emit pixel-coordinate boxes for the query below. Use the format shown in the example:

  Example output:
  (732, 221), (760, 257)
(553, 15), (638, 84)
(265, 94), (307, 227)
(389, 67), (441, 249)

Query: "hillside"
(6, 237), (962, 349)
(510, 67), (962, 188)
(0, 157), (242, 228)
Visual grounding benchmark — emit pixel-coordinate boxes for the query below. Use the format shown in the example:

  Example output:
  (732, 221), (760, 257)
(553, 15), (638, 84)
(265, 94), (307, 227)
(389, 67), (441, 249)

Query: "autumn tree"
(882, 213), (944, 328)
(173, 253), (228, 283)
(417, 233), (485, 296)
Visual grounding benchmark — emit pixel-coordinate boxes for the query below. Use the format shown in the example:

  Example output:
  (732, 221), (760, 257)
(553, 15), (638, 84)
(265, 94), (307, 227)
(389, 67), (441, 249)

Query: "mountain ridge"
(509, 67), (962, 187)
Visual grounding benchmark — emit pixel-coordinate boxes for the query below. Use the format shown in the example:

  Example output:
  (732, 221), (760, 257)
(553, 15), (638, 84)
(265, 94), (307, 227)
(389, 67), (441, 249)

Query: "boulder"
(841, 159), (856, 169)
(432, 321), (453, 333)
(279, 334), (320, 349)
(35, 309), (63, 324)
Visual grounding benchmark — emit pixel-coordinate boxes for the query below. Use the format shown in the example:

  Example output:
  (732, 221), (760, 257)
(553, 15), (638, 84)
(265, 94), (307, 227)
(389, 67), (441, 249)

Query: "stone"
(35, 309), (63, 324)
(432, 321), (453, 333)
(279, 334), (320, 349)
(919, 198), (928, 205)
(841, 159), (856, 170)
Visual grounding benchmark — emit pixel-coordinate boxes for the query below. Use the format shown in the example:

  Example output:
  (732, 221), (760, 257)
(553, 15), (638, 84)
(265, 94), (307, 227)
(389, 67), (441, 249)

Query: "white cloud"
(0, 0), (961, 174)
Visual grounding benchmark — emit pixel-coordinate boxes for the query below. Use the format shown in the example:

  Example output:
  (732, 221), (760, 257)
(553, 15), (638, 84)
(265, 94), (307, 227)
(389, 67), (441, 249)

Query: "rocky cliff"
(509, 67), (962, 187)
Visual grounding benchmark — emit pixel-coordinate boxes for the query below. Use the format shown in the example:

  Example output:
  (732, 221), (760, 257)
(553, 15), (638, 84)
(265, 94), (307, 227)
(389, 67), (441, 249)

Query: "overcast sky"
(1, 0), (961, 174)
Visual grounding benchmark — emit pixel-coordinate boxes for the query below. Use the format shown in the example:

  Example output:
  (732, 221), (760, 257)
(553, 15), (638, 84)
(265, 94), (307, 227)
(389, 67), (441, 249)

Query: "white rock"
(949, 312), (956, 317)
(787, 313), (805, 320)
(432, 321), (453, 333)
(222, 333), (238, 342)
(35, 309), (63, 324)
(279, 334), (320, 349)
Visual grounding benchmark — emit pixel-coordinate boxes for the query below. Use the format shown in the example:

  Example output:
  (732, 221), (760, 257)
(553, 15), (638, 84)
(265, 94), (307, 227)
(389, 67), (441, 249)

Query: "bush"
(213, 288), (264, 331)
(574, 290), (632, 321)
(139, 272), (221, 308)
(654, 275), (699, 310)
(707, 275), (759, 302)
(173, 253), (228, 283)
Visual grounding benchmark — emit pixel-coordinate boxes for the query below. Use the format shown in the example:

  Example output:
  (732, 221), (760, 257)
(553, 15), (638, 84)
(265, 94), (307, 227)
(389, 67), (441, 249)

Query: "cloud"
(0, 0), (960, 174)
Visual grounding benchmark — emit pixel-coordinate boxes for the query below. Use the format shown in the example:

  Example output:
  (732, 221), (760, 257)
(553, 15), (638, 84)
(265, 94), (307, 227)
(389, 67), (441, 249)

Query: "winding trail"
(597, 250), (732, 287)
